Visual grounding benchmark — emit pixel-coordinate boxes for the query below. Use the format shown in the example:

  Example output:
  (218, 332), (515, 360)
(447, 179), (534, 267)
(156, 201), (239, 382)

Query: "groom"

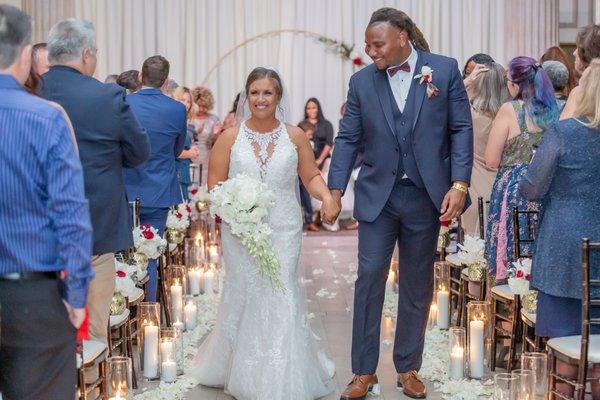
(328, 8), (473, 399)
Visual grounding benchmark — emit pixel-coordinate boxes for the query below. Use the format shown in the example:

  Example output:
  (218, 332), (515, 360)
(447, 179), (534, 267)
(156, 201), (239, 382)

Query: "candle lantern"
(493, 373), (519, 400)
(203, 263), (219, 295)
(206, 218), (220, 244)
(467, 300), (491, 379)
(166, 265), (187, 325)
(427, 302), (438, 330)
(434, 261), (451, 329)
(448, 327), (466, 380)
(162, 326), (185, 375)
(139, 302), (161, 380)
(511, 369), (535, 400)
(106, 356), (132, 399)
(206, 242), (221, 265)
(521, 352), (548, 398)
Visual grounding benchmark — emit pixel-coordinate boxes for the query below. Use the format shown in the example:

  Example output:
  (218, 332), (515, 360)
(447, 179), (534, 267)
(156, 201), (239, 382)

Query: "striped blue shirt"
(0, 74), (94, 308)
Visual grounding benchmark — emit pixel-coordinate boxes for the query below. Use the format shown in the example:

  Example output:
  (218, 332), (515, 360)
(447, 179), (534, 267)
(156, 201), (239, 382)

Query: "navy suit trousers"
(352, 181), (440, 374)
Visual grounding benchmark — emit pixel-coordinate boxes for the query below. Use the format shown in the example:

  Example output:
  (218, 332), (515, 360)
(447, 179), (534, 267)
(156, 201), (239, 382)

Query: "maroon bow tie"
(387, 62), (411, 77)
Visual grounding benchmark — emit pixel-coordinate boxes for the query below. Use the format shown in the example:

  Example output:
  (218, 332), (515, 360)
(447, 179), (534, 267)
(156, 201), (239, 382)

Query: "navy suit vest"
(385, 79), (424, 187)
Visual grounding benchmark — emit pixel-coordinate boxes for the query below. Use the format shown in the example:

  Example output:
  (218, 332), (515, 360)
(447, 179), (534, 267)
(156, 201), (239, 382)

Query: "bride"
(190, 67), (339, 399)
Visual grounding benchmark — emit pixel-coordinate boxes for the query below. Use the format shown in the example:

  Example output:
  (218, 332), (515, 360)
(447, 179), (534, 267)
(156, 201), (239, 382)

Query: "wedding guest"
(24, 42), (48, 94)
(104, 74), (117, 84)
(222, 92), (240, 130)
(484, 57), (559, 282)
(519, 59), (600, 398)
(42, 18), (149, 345)
(124, 55), (187, 301)
(542, 60), (569, 115)
(192, 85), (220, 184)
(163, 77), (178, 97)
(540, 45), (577, 95)
(298, 120), (319, 232)
(0, 6), (93, 399)
(116, 69), (141, 93)
(462, 53), (494, 79)
(300, 97), (334, 170)
(173, 86), (200, 200)
(562, 24), (600, 119)
(462, 62), (510, 236)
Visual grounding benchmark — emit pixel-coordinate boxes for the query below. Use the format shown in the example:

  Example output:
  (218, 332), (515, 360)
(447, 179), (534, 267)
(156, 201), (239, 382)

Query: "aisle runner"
(134, 261), (493, 399)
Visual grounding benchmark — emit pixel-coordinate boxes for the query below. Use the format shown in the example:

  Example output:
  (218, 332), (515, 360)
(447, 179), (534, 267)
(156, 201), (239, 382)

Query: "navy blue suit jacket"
(41, 65), (150, 255)
(328, 50), (473, 222)
(124, 88), (187, 208)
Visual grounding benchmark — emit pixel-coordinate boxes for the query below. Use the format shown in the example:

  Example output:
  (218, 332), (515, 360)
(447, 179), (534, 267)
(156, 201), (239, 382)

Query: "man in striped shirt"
(0, 6), (94, 400)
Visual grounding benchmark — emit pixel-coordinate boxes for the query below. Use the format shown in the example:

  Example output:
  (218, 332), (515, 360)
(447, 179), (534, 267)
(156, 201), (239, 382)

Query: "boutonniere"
(414, 66), (440, 99)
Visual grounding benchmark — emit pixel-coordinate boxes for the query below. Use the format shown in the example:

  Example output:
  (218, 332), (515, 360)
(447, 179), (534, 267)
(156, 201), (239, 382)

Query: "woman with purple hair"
(484, 56), (559, 284)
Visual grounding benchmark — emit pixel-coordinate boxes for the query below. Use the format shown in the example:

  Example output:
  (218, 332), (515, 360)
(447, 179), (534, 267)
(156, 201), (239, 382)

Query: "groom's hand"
(321, 190), (342, 224)
(439, 182), (468, 222)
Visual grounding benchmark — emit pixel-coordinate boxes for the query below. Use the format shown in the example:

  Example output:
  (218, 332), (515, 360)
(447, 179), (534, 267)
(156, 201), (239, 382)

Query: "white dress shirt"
(386, 43), (418, 113)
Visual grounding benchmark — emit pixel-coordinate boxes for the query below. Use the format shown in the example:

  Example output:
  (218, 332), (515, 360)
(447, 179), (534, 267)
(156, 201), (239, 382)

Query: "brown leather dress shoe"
(306, 223), (320, 232)
(340, 374), (379, 400)
(397, 370), (427, 399)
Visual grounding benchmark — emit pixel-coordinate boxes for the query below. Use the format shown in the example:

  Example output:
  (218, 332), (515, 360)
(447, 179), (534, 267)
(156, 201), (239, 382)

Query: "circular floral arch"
(201, 29), (367, 85)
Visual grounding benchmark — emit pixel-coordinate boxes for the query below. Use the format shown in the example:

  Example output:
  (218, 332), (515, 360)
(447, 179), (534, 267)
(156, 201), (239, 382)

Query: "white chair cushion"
(127, 287), (144, 303)
(445, 253), (462, 266)
(83, 340), (108, 364)
(109, 308), (130, 327)
(547, 335), (600, 363)
(491, 284), (514, 300)
(461, 267), (469, 276)
(521, 308), (536, 324)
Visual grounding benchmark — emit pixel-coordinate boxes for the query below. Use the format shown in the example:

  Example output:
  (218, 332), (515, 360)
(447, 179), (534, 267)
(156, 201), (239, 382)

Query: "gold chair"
(547, 239), (600, 400)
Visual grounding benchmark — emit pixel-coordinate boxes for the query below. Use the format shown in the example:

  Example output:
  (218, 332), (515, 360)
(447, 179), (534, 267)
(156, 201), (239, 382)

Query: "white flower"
(457, 235), (485, 266)
(414, 65), (434, 84)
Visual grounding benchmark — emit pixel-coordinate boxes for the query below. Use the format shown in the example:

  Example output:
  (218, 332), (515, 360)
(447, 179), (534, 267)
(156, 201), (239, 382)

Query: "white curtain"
(28, 0), (557, 128)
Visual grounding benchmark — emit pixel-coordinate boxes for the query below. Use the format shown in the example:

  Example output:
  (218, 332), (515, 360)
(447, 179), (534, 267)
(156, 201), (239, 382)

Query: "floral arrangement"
(456, 235), (486, 281)
(166, 203), (191, 231)
(133, 224), (167, 259)
(189, 184), (210, 212)
(209, 174), (282, 289)
(317, 36), (367, 67)
(508, 258), (532, 295)
(115, 258), (137, 295)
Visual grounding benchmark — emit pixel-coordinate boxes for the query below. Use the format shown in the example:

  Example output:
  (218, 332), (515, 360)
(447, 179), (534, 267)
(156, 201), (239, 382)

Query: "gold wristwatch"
(451, 182), (469, 194)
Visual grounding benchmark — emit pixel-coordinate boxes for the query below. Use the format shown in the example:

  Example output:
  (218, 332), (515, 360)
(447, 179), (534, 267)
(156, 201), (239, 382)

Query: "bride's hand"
(320, 194), (341, 225)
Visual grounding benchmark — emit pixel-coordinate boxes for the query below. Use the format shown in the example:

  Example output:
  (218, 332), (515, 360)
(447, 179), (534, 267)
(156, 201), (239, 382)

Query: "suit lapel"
(410, 50), (429, 131)
(372, 69), (398, 141)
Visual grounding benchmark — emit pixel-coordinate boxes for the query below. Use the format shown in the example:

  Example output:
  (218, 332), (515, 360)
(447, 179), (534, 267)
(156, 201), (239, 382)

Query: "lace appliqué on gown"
(190, 121), (335, 400)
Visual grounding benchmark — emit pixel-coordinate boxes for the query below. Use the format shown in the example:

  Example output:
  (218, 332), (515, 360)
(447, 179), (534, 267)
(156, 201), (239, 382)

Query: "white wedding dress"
(190, 121), (335, 400)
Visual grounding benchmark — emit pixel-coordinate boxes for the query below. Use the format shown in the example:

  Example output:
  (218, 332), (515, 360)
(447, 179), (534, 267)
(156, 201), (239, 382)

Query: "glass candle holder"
(184, 297), (198, 331)
(427, 302), (438, 330)
(166, 265), (187, 325)
(511, 369), (535, 400)
(448, 327), (466, 380)
(160, 327), (184, 381)
(203, 263), (219, 295)
(139, 302), (161, 380)
(434, 261), (451, 329)
(387, 260), (399, 292)
(521, 352), (548, 398)
(206, 242), (221, 264)
(493, 373), (519, 400)
(106, 356), (132, 399)
(467, 300), (491, 379)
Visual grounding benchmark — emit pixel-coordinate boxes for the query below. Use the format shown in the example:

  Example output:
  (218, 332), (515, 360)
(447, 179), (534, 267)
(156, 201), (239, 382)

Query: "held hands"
(320, 190), (341, 225)
(63, 300), (86, 329)
(439, 185), (468, 222)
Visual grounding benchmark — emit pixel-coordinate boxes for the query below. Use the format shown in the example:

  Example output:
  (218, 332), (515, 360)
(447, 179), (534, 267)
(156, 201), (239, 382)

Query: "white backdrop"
(24, 0), (558, 128)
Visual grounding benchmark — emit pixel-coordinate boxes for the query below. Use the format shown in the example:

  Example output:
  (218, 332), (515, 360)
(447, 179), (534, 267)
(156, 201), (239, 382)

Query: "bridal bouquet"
(508, 258), (532, 295)
(209, 174), (282, 289)
(133, 224), (167, 259)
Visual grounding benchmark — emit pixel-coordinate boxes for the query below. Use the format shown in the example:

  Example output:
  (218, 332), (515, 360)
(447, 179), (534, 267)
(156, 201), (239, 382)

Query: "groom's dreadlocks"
(369, 8), (430, 53)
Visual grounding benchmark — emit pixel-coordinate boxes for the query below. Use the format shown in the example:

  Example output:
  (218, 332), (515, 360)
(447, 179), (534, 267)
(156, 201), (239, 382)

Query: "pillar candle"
(142, 323), (159, 378)
(204, 269), (215, 295)
(170, 283), (183, 322)
(184, 301), (198, 331)
(449, 345), (464, 380)
(469, 319), (485, 378)
(160, 339), (173, 363)
(436, 288), (450, 329)
(161, 361), (177, 383)
(188, 269), (200, 296)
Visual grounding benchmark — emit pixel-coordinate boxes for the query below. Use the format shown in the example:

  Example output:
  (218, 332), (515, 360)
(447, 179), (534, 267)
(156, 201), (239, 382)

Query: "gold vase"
(522, 290), (538, 314)
(166, 228), (184, 245)
(467, 261), (487, 282)
(110, 291), (127, 315)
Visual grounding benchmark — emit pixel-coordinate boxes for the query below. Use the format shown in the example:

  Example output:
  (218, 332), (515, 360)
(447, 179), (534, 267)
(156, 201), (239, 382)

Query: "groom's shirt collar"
(386, 43), (418, 77)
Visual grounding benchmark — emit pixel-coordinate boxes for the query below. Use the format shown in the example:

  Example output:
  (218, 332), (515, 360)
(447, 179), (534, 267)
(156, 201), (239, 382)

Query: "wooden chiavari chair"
(77, 341), (108, 400)
(547, 239), (600, 400)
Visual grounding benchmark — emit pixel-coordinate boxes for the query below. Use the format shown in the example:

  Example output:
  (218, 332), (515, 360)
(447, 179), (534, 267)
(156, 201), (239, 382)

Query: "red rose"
(353, 57), (363, 66)
(116, 270), (126, 278)
(186, 205), (192, 213)
(516, 270), (524, 278)
(143, 230), (155, 239)
(176, 212), (183, 219)
(525, 274), (531, 281)
(423, 75), (431, 84)
(142, 224), (151, 230)
(190, 188), (198, 195)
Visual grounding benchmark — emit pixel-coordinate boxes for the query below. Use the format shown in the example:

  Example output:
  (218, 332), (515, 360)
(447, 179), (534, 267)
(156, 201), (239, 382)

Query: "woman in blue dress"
(519, 59), (600, 398)
(484, 56), (559, 282)
(173, 86), (199, 200)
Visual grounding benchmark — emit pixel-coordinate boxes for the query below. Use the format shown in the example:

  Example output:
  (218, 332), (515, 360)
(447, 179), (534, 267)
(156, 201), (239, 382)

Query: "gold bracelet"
(451, 182), (469, 194)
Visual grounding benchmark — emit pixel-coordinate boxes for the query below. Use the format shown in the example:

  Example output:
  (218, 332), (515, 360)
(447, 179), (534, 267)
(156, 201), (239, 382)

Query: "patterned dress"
(485, 101), (550, 280)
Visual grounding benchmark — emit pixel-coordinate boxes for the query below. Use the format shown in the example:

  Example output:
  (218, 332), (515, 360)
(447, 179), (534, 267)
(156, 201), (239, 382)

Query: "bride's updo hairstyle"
(368, 7), (430, 52)
(244, 67), (283, 101)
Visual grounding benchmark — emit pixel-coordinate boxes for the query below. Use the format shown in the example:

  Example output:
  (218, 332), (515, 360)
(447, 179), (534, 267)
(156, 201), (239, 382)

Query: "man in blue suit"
(124, 55), (187, 301)
(328, 8), (473, 399)
(41, 18), (150, 345)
